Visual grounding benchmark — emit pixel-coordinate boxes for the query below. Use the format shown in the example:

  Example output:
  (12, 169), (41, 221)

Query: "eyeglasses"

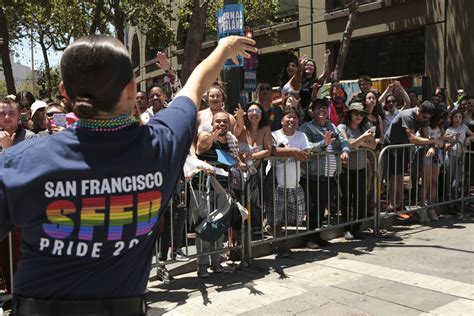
(46, 111), (64, 118)
(259, 86), (272, 92)
(457, 91), (465, 95)
(386, 99), (397, 104)
(352, 111), (365, 116)
(248, 108), (262, 114)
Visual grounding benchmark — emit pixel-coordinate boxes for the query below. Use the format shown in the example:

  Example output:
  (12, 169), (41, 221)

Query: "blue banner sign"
(217, 3), (244, 68)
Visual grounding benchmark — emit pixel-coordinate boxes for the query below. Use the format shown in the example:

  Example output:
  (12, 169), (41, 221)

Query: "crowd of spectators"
(1, 52), (473, 284)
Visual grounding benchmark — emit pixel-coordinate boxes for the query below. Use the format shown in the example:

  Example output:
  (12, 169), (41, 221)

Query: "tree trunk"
(0, 7), (16, 95)
(333, 1), (359, 83)
(38, 32), (53, 98)
(112, 0), (125, 43)
(89, 0), (105, 34)
(180, 0), (209, 85)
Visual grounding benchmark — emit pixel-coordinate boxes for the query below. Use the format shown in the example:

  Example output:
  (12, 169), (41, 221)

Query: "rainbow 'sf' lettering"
(78, 197), (106, 240)
(43, 200), (76, 239)
(135, 191), (161, 237)
(108, 195), (134, 240)
(43, 190), (162, 240)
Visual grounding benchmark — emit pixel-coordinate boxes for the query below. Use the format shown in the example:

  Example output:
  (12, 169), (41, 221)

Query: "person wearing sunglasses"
(383, 93), (400, 134)
(378, 80), (411, 110)
(337, 102), (376, 240)
(256, 82), (283, 131)
(42, 102), (68, 135)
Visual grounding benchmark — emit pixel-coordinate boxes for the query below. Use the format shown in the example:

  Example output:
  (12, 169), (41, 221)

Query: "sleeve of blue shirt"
(146, 96), (197, 199)
(0, 156), (12, 240)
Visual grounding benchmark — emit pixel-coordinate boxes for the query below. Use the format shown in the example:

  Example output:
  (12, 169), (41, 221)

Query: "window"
(332, 28), (425, 80)
(327, 0), (379, 13)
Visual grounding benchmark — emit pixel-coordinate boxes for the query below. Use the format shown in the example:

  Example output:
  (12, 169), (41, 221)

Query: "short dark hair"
(310, 98), (329, 110)
(60, 35), (134, 119)
(419, 101), (436, 115)
(282, 107), (300, 120)
(449, 109), (464, 126)
(16, 90), (35, 108)
(358, 75), (372, 85)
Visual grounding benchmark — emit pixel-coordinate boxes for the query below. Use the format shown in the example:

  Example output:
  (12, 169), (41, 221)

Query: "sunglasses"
(259, 86), (272, 91)
(46, 111), (64, 118)
(248, 108), (262, 114)
(386, 99), (397, 104)
(352, 111), (365, 116)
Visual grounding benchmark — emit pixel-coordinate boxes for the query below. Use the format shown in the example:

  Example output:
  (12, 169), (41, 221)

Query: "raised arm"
(317, 49), (331, 84)
(175, 36), (256, 108)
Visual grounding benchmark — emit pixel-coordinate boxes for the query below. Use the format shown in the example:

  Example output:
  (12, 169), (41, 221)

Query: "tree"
(180, 0), (209, 84)
(177, 0), (282, 84)
(333, 0), (359, 83)
(36, 65), (61, 100)
(0, 3), (25, 95)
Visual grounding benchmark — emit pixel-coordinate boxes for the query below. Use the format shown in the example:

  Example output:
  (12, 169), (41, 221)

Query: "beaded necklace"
(74, 115), (139, 132)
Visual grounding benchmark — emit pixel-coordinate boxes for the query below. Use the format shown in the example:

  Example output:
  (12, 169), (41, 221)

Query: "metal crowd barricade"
(465, 145), (474, 211)
(245, 149), (378, 259)
(375, 141), (467, 233)
(151, 164), (248, 272)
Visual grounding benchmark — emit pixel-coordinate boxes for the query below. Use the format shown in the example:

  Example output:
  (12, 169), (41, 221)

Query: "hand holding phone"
(53, 113), (67, 127)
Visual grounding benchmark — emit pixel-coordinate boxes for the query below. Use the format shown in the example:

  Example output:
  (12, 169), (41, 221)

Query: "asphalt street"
(146, 212), (474, 315)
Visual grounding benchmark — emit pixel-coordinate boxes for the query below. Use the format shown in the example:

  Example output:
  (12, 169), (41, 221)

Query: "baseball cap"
(30, 100), (47, 118)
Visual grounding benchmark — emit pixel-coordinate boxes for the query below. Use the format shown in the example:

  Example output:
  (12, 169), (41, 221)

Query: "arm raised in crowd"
(175, 36), (256, 109)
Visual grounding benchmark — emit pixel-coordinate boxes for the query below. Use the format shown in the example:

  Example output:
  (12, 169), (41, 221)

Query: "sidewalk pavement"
(146, 213), (474, 315)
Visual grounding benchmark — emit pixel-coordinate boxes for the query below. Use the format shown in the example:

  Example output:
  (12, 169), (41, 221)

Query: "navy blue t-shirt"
(0, 96), (196, 299)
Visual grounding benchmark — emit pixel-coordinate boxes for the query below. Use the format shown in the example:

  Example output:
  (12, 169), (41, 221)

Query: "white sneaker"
(344, 231), (354, 240)
(428, 209), (439, 221)
(417, 209), (430, 223)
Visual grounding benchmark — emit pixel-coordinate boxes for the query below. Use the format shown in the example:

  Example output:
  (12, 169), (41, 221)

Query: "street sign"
(243, 69), (257, 91)
(217, 3), (244, 69)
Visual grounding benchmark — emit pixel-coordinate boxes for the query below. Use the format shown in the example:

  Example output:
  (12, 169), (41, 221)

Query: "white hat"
(30, 100), (47, 118)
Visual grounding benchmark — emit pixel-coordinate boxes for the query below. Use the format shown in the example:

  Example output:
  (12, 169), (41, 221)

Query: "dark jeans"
(158, 205), (187, 261)
(340, 168), (367, 233)
(302, 176), (336, 230)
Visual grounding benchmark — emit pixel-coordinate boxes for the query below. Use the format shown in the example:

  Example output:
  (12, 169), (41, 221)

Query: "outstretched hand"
(234, 103), (245, 119)
(219, 36), (257, 65)
(156, 51), (171, 71)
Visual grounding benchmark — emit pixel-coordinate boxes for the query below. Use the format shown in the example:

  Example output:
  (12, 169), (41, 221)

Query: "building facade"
(128, 0), (473, 99)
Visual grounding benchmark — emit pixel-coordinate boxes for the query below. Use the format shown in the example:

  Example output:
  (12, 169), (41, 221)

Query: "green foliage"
(177, 0), (285, 46)
(36, 64), (61, 99)
(0, 80), (7, 96)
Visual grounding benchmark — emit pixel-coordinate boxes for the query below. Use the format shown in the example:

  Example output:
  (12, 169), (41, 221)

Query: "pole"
(30, 32), (36, 96)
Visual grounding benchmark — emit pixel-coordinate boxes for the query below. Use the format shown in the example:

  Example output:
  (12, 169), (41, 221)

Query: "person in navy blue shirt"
(0, 34), (256, 315)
